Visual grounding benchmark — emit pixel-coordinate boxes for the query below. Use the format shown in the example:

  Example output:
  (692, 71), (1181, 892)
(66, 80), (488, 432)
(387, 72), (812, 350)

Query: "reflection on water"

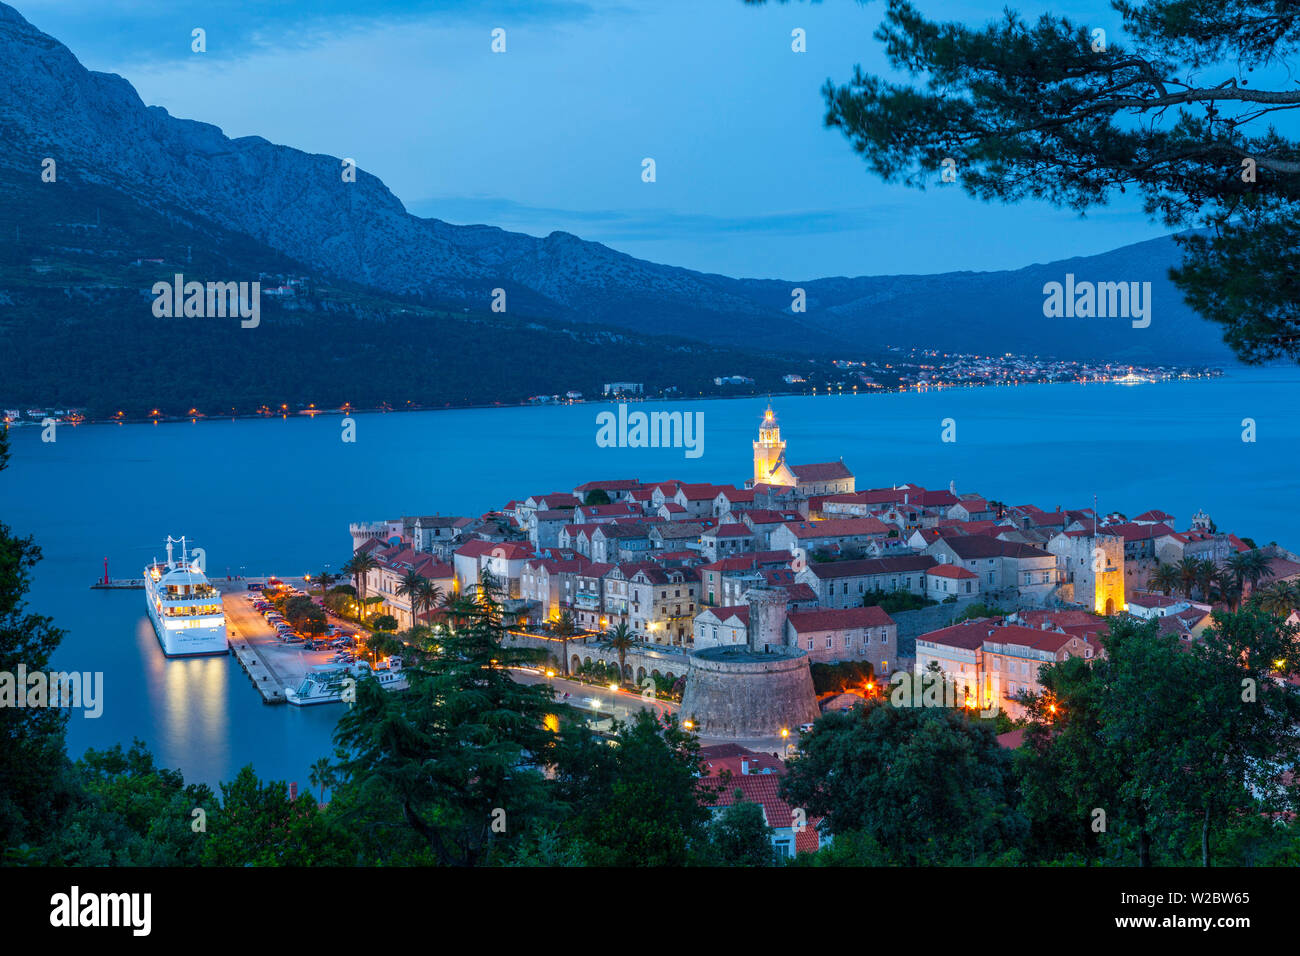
(134, 617), (230, 773)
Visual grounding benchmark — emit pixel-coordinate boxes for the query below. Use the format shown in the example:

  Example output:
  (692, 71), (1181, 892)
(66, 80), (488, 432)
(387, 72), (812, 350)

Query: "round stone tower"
(680, 585), (820, 739)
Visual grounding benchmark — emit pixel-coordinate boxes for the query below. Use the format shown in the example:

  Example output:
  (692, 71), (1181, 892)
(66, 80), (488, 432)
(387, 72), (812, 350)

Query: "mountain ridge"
(0, 2), (1236, 364)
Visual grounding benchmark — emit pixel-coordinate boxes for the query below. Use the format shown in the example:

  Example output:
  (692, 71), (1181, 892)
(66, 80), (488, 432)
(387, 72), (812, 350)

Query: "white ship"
(144, 536), (227, 657)
(285, 659), (407, 706)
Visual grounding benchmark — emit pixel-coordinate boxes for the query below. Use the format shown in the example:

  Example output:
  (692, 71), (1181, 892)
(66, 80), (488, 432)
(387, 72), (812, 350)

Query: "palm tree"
(1226, 549), (1274, 598)
(1176, 557), (1201, 598)
(1255, 580), (1300, 617)
(341, 550), (379, 621)
(314, 570), (338, 596)
(1214, 567), (1242, 610)
(1193, 558), (1219, 602)
(553, 610), (577, 676)
(395, 569), (427, 630)
(605, 621), (637, 682)
(1149, 562), (1181, 597)
(308, 756), (334, 805)
(414, 578), (443, 629)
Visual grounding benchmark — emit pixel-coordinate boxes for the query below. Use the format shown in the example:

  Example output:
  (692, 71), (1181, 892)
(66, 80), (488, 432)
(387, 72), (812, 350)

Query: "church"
(746, 403), (855, 496)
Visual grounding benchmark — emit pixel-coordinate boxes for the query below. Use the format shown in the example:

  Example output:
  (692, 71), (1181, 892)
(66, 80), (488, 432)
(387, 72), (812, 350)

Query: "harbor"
(221, 577), (348, 706)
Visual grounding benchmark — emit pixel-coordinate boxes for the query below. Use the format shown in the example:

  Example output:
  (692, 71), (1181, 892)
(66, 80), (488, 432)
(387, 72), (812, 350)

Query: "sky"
(19, 0), (1178, 279)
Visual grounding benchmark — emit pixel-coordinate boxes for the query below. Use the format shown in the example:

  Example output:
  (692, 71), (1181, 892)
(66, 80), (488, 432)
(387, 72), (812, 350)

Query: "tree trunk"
(1202, 805), (1211, 867)
(1137, 806), (1151, 867)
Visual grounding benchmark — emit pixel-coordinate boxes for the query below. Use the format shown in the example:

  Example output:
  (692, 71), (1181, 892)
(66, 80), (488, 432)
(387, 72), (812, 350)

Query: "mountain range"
(0, 0), (1236, 415)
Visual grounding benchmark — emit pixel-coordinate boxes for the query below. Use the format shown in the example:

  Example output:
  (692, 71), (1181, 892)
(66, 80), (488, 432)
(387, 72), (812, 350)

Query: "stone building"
(680, 586), (820, 739)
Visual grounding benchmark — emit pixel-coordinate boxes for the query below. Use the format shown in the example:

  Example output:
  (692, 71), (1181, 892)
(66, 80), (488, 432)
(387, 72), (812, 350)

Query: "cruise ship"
(285, 659), (407, 706)
(144, 536), (228, 657)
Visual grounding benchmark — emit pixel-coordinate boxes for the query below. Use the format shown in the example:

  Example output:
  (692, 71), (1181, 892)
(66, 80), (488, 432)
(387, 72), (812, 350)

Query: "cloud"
(406, 195), (893, 242)
(19, 0), (600, 65)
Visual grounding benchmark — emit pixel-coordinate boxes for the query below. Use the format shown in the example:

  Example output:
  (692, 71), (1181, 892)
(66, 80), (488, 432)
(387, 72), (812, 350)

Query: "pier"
(222, 579), (342, 706)
(229, 636), (287, 705)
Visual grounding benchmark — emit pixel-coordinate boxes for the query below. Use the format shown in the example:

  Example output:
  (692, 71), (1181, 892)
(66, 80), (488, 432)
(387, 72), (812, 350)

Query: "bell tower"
(753, 403), (787, 486)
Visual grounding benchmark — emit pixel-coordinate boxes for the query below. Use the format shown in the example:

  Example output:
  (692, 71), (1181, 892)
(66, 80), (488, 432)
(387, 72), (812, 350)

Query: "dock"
(91, 578), (145, 590)
(230, 638), (287, 704)
(221, 581), (339, 706)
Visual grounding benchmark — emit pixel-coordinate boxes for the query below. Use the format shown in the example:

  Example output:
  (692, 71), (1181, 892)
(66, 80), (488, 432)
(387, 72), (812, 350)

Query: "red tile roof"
(790, 461), (853, 481)
(782, 517), (891, 539)
(927, 564), (978, 580)
(787, 606), (896, 632)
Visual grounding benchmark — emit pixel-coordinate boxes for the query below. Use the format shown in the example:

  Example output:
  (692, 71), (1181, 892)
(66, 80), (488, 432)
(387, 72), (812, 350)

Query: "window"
(806, 638), (813, 650)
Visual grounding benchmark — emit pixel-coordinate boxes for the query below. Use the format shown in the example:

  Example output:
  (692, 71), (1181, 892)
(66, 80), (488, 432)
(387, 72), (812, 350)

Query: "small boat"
(284, 659), (407, 706)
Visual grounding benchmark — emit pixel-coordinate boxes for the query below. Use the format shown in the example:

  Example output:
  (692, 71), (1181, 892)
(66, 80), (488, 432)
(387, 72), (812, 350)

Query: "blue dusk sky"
(22, 0), (1187, 279)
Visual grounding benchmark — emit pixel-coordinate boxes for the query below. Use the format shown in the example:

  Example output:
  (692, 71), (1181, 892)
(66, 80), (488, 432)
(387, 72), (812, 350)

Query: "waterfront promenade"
(222, 577), (336, 705)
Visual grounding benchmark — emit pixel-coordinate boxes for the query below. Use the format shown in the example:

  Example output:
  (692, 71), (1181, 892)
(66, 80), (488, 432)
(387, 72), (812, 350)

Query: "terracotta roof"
(996, 729), (1027, 750)
(706, 523), (755, 538)
(574, 479), (640, 492)
(677, 482), (724, 501)
(787, 606), (896, 633)
(781, 517), (891, 539)
(927, 564), (978, 580)
(937, 536), (1052, 560)
(789, 461), (853, 481)
(745, 509), (804, 525)
(718, 488), (758, 503)
(806, 554), (937, 579)
(698, 605), (750, 625)
(700, 749), (825, 852)
(699, 551), (793, 573)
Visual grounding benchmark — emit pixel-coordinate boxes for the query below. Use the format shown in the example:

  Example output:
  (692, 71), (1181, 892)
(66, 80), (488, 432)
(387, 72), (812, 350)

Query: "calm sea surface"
(3, 368), (1298, 788)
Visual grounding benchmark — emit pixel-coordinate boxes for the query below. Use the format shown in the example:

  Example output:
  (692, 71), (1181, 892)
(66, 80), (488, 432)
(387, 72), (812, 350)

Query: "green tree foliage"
(35, 740), (214, 866)
(0, 427), (74, 853)
(780, 703), (1025, 864)
(860, 588), (934, 613)
(705, 792), (775, 866)
(201, 766), (356, 866)
(552, 711), (715, 866)
(956, 602), (1003, 623)
(809, 660), (875, 695)
(330, 573), (561, 866)
(794, 0), (1300, 363)
(1017, 613), (1300, 866)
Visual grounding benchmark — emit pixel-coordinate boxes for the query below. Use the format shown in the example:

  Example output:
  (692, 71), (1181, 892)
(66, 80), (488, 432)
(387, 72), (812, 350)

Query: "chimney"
(289, 781), (298, 801)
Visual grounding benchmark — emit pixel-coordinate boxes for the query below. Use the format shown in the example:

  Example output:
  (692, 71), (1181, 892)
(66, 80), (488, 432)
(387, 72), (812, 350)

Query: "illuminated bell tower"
(753, 403), (789, 486)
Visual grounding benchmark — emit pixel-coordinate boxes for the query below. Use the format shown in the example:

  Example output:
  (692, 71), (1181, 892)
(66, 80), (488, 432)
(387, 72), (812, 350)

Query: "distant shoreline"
(2, 369), (1227, 430)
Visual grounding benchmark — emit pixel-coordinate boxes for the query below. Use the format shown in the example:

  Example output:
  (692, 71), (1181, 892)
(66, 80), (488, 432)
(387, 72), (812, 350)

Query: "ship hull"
(145, 597), (228, 656)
